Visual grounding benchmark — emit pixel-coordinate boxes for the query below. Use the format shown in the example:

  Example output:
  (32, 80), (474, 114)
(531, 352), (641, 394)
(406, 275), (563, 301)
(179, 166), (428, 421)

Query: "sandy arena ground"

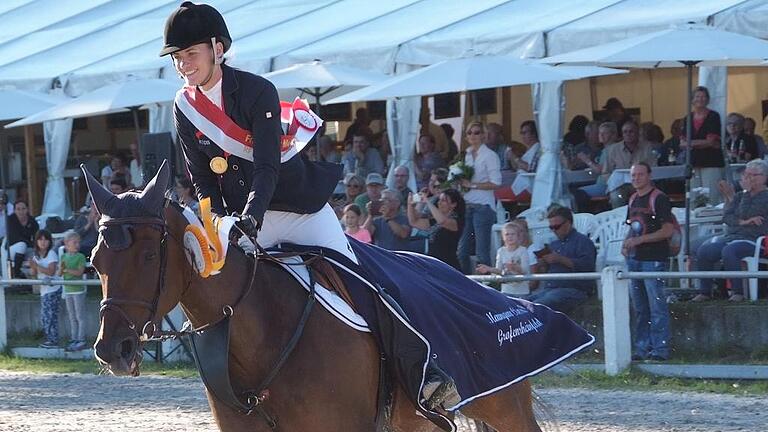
(0, 370), (766, 431)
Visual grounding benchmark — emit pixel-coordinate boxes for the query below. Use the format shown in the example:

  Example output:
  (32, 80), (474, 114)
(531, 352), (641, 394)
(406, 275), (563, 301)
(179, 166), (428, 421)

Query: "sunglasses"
(549, 222), (565, 231)
(346, 183), (362, 188)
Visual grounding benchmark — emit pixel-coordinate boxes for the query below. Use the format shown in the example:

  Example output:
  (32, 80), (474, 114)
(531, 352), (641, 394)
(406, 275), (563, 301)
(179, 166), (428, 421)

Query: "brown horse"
(89, 163), (542, 432)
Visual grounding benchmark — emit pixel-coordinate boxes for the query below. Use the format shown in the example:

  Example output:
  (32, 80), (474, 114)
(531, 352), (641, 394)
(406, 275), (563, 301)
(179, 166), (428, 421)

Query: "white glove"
(237, 234), (256, 254)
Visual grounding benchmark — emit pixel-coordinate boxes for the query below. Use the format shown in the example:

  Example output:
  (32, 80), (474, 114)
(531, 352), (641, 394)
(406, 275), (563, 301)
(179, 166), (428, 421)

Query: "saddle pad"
(272, 254), (370, 333)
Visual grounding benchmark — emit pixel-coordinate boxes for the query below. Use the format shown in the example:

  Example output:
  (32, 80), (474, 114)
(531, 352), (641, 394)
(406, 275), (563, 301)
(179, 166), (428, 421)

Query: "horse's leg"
(460, 380), (541, 432)
(390, 386), (442, 432)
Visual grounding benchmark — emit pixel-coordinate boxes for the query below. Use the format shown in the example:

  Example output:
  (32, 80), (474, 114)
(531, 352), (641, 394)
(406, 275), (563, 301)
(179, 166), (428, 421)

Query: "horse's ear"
(139, 159), (170, 213)
(80, 163), (114, 215)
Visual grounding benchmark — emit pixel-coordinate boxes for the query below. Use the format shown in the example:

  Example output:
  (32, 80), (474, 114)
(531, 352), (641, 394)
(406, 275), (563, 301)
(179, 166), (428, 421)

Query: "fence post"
(601, 265), (631, 375)
(0, 286), (6, 351)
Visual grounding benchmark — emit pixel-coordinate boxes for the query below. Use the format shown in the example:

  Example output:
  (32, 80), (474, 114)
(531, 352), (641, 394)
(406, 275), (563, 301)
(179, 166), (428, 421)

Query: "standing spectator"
(101, 153), (131, 187)
(602, 120), (657, 208)
(343, 108), (373, 144)
(342, 133), (385, 178)
(526, 206), (596, 314)
(486, 123), (511, 170)
(175, 177), (200, 216)
(415, 168), (449, 218)
(693, 159), (768, 302)
(109, 177), (129, 195)
(354, 173), (385, 218)
(421, 116), (451, 161)
(744, 117), (767, 159)
(59, 230), (88, 352)
(406, 189), (465, 271)
(679, 86), (723, 204)
(517, 120), (541, 173)
(318, 135), (341, 163)
(414, 135), (446, 190)
(129, 142), (142, 187)
(7, 199), (39, 278)
(29, 230), (60, 349)
(476, 221), (531, 296)
(364, 189), (412, 251)
(0, 191), (14, 244)
(603, 97), (632, 138)
(457, 121), (502, 274)
(343, 204), (372, 244)
(724, 113), (759, 163)
(391, 165), (413, 206)
(622, 163), (674, 361)
(439, 123), (459, 163)
(74, 206), (99, 258)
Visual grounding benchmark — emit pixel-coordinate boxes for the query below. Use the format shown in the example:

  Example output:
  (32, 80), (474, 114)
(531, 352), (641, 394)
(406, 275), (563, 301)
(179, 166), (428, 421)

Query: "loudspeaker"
(139, 132), (175, 188)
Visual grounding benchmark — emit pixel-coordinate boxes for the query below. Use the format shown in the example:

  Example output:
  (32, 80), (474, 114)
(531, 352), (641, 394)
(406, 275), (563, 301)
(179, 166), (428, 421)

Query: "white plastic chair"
(743, 236), (767, 301)
(573, 213), (597, 238)
(593, 206), (629, 269)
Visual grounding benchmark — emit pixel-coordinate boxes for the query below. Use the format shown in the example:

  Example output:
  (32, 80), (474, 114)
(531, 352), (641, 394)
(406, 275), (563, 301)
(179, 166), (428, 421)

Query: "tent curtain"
(530, 81), (566, 210)
(42, 86), (73, 218)
(386, 63), (420, 192)
(148, 102), (176, 141)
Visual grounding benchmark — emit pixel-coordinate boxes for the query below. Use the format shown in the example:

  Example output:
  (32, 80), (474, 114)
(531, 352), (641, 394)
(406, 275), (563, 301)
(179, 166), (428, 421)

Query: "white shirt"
(495, 246), (530, 295)
(130, 159), (142, 187)
(463, 144), (502, 207)
(520, 142), (540, 167)
(34, 250), (59, 296)
(201, 78), (224, 110)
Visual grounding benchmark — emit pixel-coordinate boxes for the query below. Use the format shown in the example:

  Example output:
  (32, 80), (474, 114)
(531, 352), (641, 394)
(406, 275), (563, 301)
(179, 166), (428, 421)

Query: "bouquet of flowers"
(442, 161), (474, 191)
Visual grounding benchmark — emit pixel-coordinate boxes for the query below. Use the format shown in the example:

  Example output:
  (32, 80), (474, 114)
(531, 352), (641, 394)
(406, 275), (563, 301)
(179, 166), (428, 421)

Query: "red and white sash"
(175, 86), (322, 163)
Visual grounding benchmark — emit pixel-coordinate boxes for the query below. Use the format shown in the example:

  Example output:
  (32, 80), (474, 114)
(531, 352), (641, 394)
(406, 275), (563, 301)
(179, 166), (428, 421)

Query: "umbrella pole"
(683, 63), (694, 274)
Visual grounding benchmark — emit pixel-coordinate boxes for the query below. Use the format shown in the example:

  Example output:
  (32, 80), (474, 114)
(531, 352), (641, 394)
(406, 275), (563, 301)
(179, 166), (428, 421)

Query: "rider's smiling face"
(171, 42), (222, 87)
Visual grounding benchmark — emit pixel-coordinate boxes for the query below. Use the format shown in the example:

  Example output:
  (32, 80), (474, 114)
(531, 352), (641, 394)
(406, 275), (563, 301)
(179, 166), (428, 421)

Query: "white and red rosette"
(279, 97), (323, 157)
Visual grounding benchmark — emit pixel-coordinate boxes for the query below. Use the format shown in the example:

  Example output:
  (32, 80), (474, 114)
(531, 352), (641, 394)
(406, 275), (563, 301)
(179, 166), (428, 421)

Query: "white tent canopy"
(3, 0), (768, 211)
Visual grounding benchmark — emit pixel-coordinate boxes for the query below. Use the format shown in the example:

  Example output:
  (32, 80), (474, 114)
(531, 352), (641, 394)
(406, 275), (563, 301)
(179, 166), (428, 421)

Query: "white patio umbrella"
(0, 89), (66, 121)
(263, 60), (389, 112)
(325, 56), (626, 103)
(542, 23), (768, 258)
(6, 78), (180, 142)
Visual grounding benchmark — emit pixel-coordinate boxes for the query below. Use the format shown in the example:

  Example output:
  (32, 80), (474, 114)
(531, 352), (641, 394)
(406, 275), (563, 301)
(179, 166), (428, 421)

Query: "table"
(564, 169), (599, 186)
(606, 165), (686, 192)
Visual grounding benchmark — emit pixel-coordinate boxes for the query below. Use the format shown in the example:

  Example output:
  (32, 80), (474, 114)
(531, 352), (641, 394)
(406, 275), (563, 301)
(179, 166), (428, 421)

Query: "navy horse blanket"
(297, 237), (595, 412)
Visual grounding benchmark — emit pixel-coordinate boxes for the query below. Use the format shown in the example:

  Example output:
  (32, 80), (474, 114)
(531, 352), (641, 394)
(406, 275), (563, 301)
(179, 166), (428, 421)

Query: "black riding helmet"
(159, 2), (231, 57)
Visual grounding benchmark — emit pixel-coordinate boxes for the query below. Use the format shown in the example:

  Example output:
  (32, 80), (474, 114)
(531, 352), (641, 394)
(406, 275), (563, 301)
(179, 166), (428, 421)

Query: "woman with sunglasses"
(457, 121), (502, 274)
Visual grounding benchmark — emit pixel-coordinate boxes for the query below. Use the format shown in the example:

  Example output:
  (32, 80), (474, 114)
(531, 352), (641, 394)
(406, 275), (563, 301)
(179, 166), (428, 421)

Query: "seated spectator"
(110, 177), (129, 195)
(602, 120), (657, 208)
(415, 168), (449, 217)
(175, 177), (200, 216)
(343, 107), (373, 145)
(414, 135), (446, 190)
(102, 153), (131, 187)
(458, 121), (502, 274)
(318, 135), (341, 163)
(561, 115), (589, 169)
(567, 120), (602, 171)
(439, 123), (459, 163)
(662, 119), (683, 165)
(476, 220), (531, 296)
(517, 120), (541, 173)
(364, 189), (412, 251)
(74, 206), (99, 257)
(421, 114), (451, 162)
(391, 165), (413, 206)
(603, 97), (632, 139)
(640, 122), (665, 165)
(354, 173), (385, 218)
(0, 191), (13, 245)
(486, 123), (511, 170)
(7, 199), (39, 278)
(342, 204), (372, 244)
(525, 206), (596, 314)
(622, 163), (674, 361)
(724, 113), (759, 163)
(693, 159), (768, 302)
(745, 117), (766, 159)
(573, 121), (619, 211)
(332, 174), (364, 218)
(406, 188), (464, 271)
(342, 132), (385, 178)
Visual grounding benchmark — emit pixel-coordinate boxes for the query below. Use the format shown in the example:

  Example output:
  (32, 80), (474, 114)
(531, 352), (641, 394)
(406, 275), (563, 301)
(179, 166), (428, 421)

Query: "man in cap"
(161, 2), (458, 421)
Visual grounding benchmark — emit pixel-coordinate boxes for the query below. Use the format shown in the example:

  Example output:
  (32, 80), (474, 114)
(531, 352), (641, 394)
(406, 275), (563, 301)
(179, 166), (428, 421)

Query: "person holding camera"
(406, 189), (464, 270)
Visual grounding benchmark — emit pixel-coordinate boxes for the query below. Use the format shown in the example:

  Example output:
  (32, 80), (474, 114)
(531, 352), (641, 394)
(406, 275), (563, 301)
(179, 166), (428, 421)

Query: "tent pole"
(131, 107), (142, 145)
(683, 62), (695, 275)
(23, 125), (39, 215)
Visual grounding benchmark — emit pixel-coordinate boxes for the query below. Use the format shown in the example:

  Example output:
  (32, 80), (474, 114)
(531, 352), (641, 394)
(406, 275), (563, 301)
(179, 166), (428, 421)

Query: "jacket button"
(232, 164), (239, 171)
(238, 180), (245, 186)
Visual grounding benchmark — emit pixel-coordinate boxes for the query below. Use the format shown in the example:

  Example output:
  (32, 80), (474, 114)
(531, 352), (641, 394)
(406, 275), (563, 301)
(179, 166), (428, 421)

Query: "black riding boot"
(12, 253), (25, 278)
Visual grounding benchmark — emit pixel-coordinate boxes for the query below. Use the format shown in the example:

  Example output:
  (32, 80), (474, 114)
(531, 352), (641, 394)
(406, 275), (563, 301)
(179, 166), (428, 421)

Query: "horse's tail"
(530, 388), (560, 432)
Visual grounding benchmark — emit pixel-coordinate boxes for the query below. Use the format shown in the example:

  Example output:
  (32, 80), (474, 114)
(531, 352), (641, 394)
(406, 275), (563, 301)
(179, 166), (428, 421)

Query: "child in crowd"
(29, 230), (60, 349)
(476, 221), (531, 296)
(342, 204), (372, 243)
(59, 230), (88, 352)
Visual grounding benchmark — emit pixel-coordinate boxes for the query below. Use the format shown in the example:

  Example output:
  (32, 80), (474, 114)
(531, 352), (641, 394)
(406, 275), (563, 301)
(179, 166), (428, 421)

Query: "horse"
(88, 162), (543, 432)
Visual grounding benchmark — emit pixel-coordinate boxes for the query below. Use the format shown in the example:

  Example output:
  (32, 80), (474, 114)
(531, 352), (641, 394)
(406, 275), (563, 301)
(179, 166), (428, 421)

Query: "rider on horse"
(161, 1), (459, 418)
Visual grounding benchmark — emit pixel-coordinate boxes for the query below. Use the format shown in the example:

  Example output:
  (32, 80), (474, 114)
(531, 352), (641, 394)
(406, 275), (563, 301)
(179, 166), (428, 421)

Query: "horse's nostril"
(120, 339), (135, 360)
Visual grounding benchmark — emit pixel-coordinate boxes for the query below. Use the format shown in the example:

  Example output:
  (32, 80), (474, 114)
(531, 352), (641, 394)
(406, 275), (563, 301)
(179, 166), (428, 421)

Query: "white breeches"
(259, 203), (358, 264)
(9, 241), (27, 258)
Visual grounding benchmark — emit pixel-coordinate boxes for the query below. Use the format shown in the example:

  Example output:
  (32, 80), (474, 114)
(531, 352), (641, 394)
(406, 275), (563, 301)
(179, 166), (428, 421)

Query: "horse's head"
(85, 161), (187, 376)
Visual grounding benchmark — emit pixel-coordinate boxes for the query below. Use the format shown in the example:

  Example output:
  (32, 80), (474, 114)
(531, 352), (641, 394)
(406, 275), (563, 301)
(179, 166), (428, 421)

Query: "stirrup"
(422, 364), (460, 410)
